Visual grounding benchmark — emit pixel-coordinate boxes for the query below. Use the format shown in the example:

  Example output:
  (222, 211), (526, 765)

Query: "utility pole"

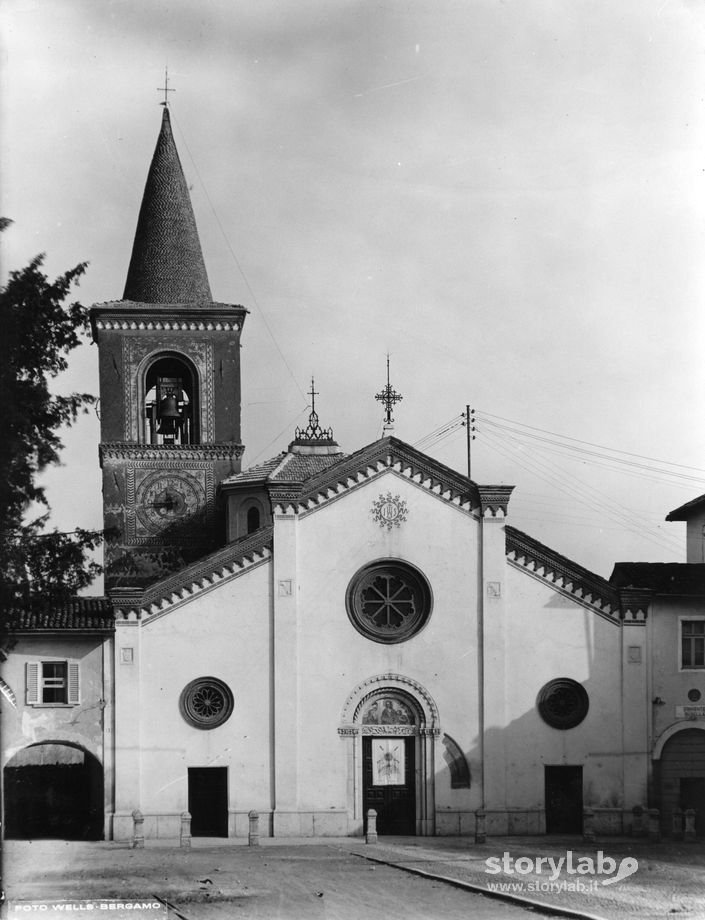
(463, 406), (476, 479)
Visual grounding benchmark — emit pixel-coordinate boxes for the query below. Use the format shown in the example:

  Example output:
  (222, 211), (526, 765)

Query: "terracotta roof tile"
(7, 597), (114, 632)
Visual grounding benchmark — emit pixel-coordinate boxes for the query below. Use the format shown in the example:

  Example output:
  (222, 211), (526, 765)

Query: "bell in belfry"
(157, 391), (181, 438)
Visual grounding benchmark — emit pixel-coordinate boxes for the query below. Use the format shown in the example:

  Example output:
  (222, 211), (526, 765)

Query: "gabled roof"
(610, 562), (705, 596)
(123, 108), (212, 304)
(292, 436), (479, 512)
(114, 526), (274, 622)
(6, 597), (114, 633)
(506, 525), (621, 621)
(666, 494), (705, 522)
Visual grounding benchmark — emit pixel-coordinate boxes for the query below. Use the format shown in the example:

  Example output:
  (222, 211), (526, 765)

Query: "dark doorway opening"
(545, 766), (583, 834)
(188, 767), (228, 837)
(4, 744), (103, 840)
(659, 729), (705, 837)
(680, 777), (705, 837)
(363, 737), (415, 835)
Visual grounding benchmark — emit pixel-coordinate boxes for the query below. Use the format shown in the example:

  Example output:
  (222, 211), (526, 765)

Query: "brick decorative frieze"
(477, 485), (515, 518)
(506, 524), (624, 623)
(617, 587), (652, 623)
(94, 318), (242, 332)
(100, 443), (244, 462)
(112, 527), (274, 621)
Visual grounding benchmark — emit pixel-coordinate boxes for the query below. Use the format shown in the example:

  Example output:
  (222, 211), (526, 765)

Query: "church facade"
(3, 108), (704, 841)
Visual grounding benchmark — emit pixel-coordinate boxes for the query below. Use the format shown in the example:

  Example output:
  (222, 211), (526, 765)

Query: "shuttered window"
(25, 661), (80, 705)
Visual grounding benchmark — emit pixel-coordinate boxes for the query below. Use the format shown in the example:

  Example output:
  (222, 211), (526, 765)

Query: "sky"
(2, 0), (705, 582)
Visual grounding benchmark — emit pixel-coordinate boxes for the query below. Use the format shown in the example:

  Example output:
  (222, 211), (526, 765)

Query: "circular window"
(180, 677), (234, 729)
(688, 688), (702, 703)
(346, 561), (432, 644)
(537, 679), (589, 730)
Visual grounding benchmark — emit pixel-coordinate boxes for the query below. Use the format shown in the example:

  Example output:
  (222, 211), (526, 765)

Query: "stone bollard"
(248, 810), (260, 847)
(647, 808), (660, 842)
(180, 811), (192, 849)
(631, 805), (646, 837)
(671, 808), (683, 840)
(131, 809), (144, 849)
(365, 808), (378, 844)
(474, 809), (486, 844)
(582, 807), (596, 843)
(684, 809), (697, 842)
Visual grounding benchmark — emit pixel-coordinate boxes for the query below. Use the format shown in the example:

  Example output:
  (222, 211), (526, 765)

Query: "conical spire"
(123, 108), (212, 303)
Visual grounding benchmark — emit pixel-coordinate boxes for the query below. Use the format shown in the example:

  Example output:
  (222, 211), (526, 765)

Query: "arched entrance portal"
(4, 743), (103, 840)
(361, 694), (417, 834)
(657, 728), (705, 837)
(339, 674), (440, 836)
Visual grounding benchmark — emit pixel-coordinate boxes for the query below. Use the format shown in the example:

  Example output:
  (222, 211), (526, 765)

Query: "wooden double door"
(363, 736), (416, 835)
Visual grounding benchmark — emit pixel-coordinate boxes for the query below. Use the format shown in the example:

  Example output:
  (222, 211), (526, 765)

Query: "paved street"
(3, 839), (553, 920)
(5, 836), (705, 920)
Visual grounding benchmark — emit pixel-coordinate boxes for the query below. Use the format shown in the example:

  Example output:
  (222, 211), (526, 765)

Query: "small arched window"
(143, 354), (199, 445)
(246, 506), (261, 534)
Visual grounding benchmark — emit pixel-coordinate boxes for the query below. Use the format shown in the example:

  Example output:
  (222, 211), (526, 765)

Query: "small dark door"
(363, 737), (415, 835)
(188, 767), (228, 837)
(545, 766), (583, 834)
(680, 777), (705, 837)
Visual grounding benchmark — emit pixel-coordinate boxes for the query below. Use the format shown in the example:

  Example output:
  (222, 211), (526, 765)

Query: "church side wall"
(114, 562), (272, 839)
(498, 567), (641, 834)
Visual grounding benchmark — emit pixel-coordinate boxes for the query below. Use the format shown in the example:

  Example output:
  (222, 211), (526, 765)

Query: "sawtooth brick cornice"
(111, 526), (273, 622)
(505, 524), (625, 623)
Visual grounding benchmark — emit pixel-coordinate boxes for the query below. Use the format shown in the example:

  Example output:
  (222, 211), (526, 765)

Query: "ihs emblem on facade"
(372, 492), (408, 530)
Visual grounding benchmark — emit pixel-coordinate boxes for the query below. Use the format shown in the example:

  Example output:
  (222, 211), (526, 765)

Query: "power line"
(171, 111), (308, 408)
(476, 409), (705, 476)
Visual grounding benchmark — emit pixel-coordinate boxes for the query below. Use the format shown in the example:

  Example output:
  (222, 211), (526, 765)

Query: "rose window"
(180, 677), (234, 729)
(537, 678), (589, 730)
(346, 561), (432, 644)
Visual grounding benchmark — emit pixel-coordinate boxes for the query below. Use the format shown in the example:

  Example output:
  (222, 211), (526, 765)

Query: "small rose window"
(537, 678), (589, 730)
(180, 677), (234, 729)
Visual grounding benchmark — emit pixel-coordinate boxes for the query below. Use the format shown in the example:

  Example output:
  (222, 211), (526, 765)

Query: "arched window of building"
(246, 506), (261, 534)
(143, 354), (199, 445)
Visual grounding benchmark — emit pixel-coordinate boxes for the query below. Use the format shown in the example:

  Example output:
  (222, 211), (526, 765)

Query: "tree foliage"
(0, 224), (102, 613)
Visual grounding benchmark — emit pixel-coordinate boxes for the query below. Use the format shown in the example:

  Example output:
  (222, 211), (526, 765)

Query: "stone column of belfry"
(477, 485), (514, 834)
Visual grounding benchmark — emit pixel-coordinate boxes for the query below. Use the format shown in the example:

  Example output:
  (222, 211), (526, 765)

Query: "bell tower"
(91, 106), (247, 589)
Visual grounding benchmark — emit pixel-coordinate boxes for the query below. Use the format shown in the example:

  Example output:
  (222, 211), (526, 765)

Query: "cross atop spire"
(375, 354), (403, 434)
(157, 67), (175, 107)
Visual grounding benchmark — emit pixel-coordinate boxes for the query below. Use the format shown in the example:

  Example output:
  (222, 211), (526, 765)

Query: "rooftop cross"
(294, 376), (334, 442)
(375, 354), (403, 430)
(308, 377), (319, 419)
(157, 67), (175, 107)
